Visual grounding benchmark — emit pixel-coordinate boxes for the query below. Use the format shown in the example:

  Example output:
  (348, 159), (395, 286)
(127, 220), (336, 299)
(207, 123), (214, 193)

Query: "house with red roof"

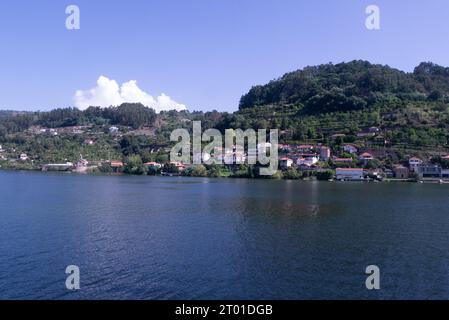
(144, 162), (162, 169)
(359, 152), (374, 165)
(280, 157), (293, 169)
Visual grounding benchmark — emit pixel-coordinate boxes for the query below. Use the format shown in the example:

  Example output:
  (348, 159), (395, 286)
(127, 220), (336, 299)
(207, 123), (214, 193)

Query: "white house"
(19, 153), (28, 161)
(279, 157), (293, 169)
(296, 156), (319, 166)
(109, 126), (119, 134)
(303, 156), (319, 166)
(336, 168), (364, 181)
(409, 157), (423, 172)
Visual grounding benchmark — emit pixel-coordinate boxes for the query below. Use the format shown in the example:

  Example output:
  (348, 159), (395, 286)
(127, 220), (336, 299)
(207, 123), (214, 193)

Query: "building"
(297, 156), (319, 166)
(441, 169), (449, 178)
(298, 145), (314, 153)
(343, 144), (358, 154)
(408, 157), (423, 172)
(393, 165), (409, 179)
(0, 145), (3, 152)
(359, 152), (374, 161)
(336, 168), (364, 181)
(144, 162), (162, 169)
(279, 157), (293, 169)
(19, 153), (28, 161)
(418, 164), (442, 178)
(170, 161), (187, 171)
(303, 156), (319, 166)
(109, 126), (119, 134)
(319, 147), (331, 161)
(384, 168), (394, 178)
(110, 160), (124, 172)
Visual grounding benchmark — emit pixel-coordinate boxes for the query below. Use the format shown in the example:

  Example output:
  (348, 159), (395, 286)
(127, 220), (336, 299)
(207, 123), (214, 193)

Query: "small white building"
(408, 157), (423, 172)
(19, 153), (28, 161)
(304, 156), (319, 166)
(109, 126), (119, 134)
(336, 168), (364, 181)
(280, 157), (293, 169)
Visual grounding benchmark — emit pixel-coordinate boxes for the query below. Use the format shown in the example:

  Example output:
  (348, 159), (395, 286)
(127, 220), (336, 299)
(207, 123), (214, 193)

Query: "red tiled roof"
(110, 161), (124, 167)
(360, 152), (373, 157)
(144, 162), (160, 166)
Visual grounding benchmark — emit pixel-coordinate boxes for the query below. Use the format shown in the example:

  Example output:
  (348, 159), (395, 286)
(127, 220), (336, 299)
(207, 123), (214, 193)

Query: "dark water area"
(0, 171), (448, 299)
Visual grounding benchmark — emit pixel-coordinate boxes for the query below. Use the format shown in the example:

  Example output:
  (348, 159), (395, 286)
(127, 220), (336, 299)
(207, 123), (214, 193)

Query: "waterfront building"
(110, 161), (124, 172)
(336, 168), (364, 181)
(279, 157), (293, 169)
(409, 157), (423, 172)
(393, 165), (409, 179)
(418, 164), (442, 178)
(441, 169), (449, 178)
(144, 162), (162, 169)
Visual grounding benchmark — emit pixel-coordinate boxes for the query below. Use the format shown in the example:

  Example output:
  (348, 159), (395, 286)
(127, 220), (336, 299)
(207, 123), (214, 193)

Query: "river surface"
(0, 170), (448, 299)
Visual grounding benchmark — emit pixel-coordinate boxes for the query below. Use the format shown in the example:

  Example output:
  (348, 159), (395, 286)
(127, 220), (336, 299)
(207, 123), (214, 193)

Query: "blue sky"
(0, 0), (448, 112)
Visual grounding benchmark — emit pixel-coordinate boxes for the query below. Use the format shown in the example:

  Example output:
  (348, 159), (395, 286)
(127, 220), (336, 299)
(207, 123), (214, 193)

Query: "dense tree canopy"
(239, 61), (449, 113)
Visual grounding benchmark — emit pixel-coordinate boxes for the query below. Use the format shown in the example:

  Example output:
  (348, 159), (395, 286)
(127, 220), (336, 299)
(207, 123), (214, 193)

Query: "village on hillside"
(0, 123), (448, 182)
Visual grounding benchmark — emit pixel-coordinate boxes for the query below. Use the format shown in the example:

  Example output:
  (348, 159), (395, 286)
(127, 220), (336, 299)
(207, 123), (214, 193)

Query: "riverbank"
(1, 166), (449, 184)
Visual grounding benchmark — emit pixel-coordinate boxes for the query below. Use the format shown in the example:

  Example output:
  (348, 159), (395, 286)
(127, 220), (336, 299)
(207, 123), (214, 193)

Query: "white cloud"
(74, 76), (187, 112)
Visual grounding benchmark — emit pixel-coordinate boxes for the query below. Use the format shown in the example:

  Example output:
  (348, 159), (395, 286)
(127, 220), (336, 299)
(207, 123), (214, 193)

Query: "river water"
(0, 171), (448, 299)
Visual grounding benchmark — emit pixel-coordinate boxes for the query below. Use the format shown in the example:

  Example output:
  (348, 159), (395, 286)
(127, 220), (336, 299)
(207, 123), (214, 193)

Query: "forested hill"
(239, 61), (449, 114)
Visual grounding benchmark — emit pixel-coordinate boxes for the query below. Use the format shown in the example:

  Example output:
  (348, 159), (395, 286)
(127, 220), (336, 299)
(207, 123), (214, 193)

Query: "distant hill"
(239, 61), (449, 114)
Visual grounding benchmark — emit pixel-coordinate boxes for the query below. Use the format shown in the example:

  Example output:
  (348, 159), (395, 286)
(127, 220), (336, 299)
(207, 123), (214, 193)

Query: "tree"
(124, 155), (146, 175)
(190, 164), (208, 177)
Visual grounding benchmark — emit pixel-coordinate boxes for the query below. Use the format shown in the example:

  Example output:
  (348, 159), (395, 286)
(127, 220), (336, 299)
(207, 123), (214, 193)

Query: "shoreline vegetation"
(1, 61), (449, 183)
(1, 165), (448, 184)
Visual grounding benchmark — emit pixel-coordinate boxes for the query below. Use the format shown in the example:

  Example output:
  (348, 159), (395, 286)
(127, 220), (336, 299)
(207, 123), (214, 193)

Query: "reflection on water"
(0, 171), (449, 299)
